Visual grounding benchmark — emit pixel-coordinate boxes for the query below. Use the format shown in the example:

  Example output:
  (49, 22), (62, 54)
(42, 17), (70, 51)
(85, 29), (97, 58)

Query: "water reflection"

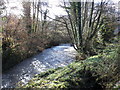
(2, 44), (77, 88)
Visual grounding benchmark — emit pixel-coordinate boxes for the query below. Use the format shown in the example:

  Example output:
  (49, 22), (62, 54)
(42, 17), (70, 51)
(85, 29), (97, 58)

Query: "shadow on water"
(2, 44), (77, 88)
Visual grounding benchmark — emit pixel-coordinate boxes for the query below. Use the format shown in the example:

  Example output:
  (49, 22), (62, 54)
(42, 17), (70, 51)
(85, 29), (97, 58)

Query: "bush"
(2, 15), (71, 71)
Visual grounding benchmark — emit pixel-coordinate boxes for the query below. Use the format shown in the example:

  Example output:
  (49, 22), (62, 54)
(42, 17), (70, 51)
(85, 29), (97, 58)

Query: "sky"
(4, 0), (67, 18)
(4, 0), (120, 18)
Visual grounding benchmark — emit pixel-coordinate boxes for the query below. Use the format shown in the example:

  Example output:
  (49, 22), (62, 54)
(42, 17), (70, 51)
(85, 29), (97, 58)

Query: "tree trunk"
(83, 40), (97, 56)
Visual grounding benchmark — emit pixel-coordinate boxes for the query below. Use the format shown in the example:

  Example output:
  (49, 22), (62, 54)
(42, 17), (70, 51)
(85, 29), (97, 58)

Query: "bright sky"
(5, 0), (120, 18)
(5, 0), (67, 18)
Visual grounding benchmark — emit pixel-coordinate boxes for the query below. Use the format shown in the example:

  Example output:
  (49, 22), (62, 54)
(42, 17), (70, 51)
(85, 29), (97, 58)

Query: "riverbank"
(2, 44), (77, 88)
(2, 42), (70, 73)
(2, 30), (71, 72)
(21, 45), (120, 89)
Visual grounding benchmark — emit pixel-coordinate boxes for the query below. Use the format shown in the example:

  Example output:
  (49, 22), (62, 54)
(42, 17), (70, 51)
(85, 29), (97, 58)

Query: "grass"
(19, 45), (120, 89)
(21, 55), (103, 88)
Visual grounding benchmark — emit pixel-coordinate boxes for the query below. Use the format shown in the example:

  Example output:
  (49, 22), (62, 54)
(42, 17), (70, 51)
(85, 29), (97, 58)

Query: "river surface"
(2, 44), (77, 88)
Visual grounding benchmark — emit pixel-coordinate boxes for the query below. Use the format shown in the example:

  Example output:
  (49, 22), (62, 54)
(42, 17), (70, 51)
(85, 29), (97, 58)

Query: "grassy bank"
(20, 46), (119, 89)
(21, 55), (102, 89)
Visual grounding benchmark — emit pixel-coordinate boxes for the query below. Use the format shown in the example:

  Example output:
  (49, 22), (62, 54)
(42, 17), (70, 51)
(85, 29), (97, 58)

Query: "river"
(2, 44), (77, 88)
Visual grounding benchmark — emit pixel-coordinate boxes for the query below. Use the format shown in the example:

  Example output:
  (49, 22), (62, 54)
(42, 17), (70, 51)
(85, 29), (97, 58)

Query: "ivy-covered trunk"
(82, 40), (96, 56)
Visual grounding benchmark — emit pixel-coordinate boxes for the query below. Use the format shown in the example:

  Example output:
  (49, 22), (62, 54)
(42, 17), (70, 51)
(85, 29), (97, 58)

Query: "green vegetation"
(21, 45), (119, 89)
(1, 0), (120, 89)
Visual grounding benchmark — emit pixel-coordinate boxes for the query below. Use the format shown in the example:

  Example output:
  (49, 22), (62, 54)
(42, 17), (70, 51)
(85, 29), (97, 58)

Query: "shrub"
(2, 15), (71, 71)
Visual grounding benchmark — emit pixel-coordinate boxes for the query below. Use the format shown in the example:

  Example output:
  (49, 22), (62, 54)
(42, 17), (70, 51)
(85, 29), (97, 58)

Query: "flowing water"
(2, 44), (77, 88)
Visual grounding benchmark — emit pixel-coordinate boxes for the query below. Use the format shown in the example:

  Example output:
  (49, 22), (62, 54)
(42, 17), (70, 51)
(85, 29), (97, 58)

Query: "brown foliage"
(2, 14), (70, 71)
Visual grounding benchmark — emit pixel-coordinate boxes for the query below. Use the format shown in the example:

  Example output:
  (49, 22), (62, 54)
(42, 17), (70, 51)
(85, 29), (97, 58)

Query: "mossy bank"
(20, 46), (119, 89)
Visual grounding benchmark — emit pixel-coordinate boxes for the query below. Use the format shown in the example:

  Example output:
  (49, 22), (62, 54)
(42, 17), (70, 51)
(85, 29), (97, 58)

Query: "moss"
(21, 54), (102, 88)
(21, 47), (119, 89)
(35, 68), (62, 78)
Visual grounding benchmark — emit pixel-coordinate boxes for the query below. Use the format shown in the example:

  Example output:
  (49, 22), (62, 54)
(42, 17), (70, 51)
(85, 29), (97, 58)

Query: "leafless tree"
(62, 0), (107, 56)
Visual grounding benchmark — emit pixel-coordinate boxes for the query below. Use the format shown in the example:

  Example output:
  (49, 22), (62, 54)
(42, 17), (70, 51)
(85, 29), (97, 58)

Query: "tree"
(0, 0), (6, 53)
(22, 1), (32, 34)
(100, 16), (117, 43)
(0, 0), (5, 15)
(100, 2), (118, 44)
(63, 0), (106, 56)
